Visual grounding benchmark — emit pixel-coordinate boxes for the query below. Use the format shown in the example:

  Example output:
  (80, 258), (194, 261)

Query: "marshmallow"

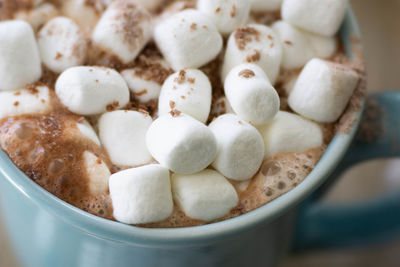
(0, 21), (42, 91)
(222, 24), (282, 84)
(209, 114), (264, 180)
(282, 0), (348, 36)
(305, 32), (337, 59)
(171, 169), (238, 221)
(251, 0), (282, 11)
(38, 17), (87, 73)
(158, 69), (212, 123)
(121, 69), (162, 103)
(130, 0), (163, 11)
(109, 164), (173, 224)
(0, 85), (51, 120)
(271, 21), (314, 70)
(154, 9), (223, 71)
(14, 3), (58, 31)
(55, 66), (130, 115)
(77, 120), (101, 146)
(258, 111), (323, 158)
(146, 113), (217, 174)
(288, 59), (360, 123)
(92, 0), (152, 64)
(224, 64), (280, 125)
(99, 110), (153, 167)
(196, 0), (251, 35)
(83, 151), (111, 195)
(61, 0), (106, 33)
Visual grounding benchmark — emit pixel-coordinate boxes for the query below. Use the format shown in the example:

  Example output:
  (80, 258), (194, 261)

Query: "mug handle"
(293, 91), (400, 250)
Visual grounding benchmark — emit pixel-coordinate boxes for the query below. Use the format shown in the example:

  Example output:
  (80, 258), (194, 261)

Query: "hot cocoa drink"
(0, 0), (365, 228)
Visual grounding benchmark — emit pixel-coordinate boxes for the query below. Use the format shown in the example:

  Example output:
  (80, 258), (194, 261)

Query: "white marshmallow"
(258, 111), (323, 158)
(61, 0), (106, 33)
(222, 24), (282, 84)
(288, 59), (360, 123)
(251, 0), (282, 11)
(305, 32), (337, 59)
(38, 17), (87, 73)
(14, 3), (58, 31)
(109, 164), (173, 224)
(154, 9), (223, 71)
(0, 86), (51, 120)
(0, 21), (42, 91)
(92, 0), (152, 64)
(77, 120), (101, 146)
(272, 21), (314, 70)
(197, 0), (251, 35)
(99, 110), (153, 167)
(224, 64), (280, 125)
(209, 114), (264, 180)
(83, 151), (111, 195)
(158, 69), (212, 123)
(146, 113), (217, 174)
(130, 0), (163, 11)
(171, 169), (238, 221)
(282, 0), (348, 37)
(121, 69), (162, 103)
(55, 66), (130, 115)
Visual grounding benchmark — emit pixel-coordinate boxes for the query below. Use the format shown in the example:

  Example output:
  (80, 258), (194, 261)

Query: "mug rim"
(0, 7), (363, 247)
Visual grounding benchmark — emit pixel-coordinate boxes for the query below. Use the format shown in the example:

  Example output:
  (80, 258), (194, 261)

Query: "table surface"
(2, 1), (400, 266)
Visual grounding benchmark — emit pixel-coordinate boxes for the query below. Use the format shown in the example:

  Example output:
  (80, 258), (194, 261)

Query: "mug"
(1, 6), (400, 267)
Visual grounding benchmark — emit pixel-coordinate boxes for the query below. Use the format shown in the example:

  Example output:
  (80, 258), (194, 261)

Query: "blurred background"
(1, 0), (400, 266)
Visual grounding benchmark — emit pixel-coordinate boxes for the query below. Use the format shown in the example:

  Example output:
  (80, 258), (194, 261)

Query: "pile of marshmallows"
(0, 0), (359, 224)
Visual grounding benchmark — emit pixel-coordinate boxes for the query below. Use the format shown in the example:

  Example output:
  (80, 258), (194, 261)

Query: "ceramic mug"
(1, 6), (400, 267)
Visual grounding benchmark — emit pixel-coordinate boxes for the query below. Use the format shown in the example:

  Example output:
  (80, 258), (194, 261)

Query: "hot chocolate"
(0, 0), (365, 228)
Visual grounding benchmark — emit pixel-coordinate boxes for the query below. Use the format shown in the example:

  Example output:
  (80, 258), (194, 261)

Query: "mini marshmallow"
(61, 0), (106, 33)
(130, 0), (163, 11)
(171, 169), (238, 221)
(55, 66), (130, 115)
(0, 21), (42, 91)
(305, 32), (337, 59)
(282, 0), (348, 36)
(121, 69), (162, 103)
(109, 164), (173, 224)
(288, 59), (360, 122)
(0, 86), (51, 120)
(158, 69), (212, 123)
(92, 0), (152, 64)
(38, 17), (87, 73)
(154, 9), (223, 71)
(224, 64), (280, 125)
(209, 114), (264, 180)
(251, 0), (282, 11)
(258, 111), (323, 158)
(99, 110), (153, 167)
(272, 21), (314, 70)
(197, 0), (251, 35)
(222, 24), (282, 84)
(77, 120), (101, 146)
(83, 151), (111, 195)
(146, 113), (217, 174)
(14, 3), (58, 31)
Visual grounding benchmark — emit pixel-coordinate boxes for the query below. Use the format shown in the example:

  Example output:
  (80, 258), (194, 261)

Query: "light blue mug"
(1, 6), (400, 267)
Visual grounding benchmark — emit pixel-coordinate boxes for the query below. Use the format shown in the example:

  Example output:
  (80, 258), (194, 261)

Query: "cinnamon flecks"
(215, 7), (221, 13)
(174, 70), (187, 84)
(169, 109), (182, 117)
(230, 5), (237, 17)
(239, 69), (255, 78)
(187, 77), (195, 84)
(169, 100), (176, 109)
(190, 23), (197, 31)
(235, 27), (260, 50)
(284, 40), (293, 46)
(106, 101), (120, 111)
(135, 89), (148, 96)
(246, 50), (261, 63)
